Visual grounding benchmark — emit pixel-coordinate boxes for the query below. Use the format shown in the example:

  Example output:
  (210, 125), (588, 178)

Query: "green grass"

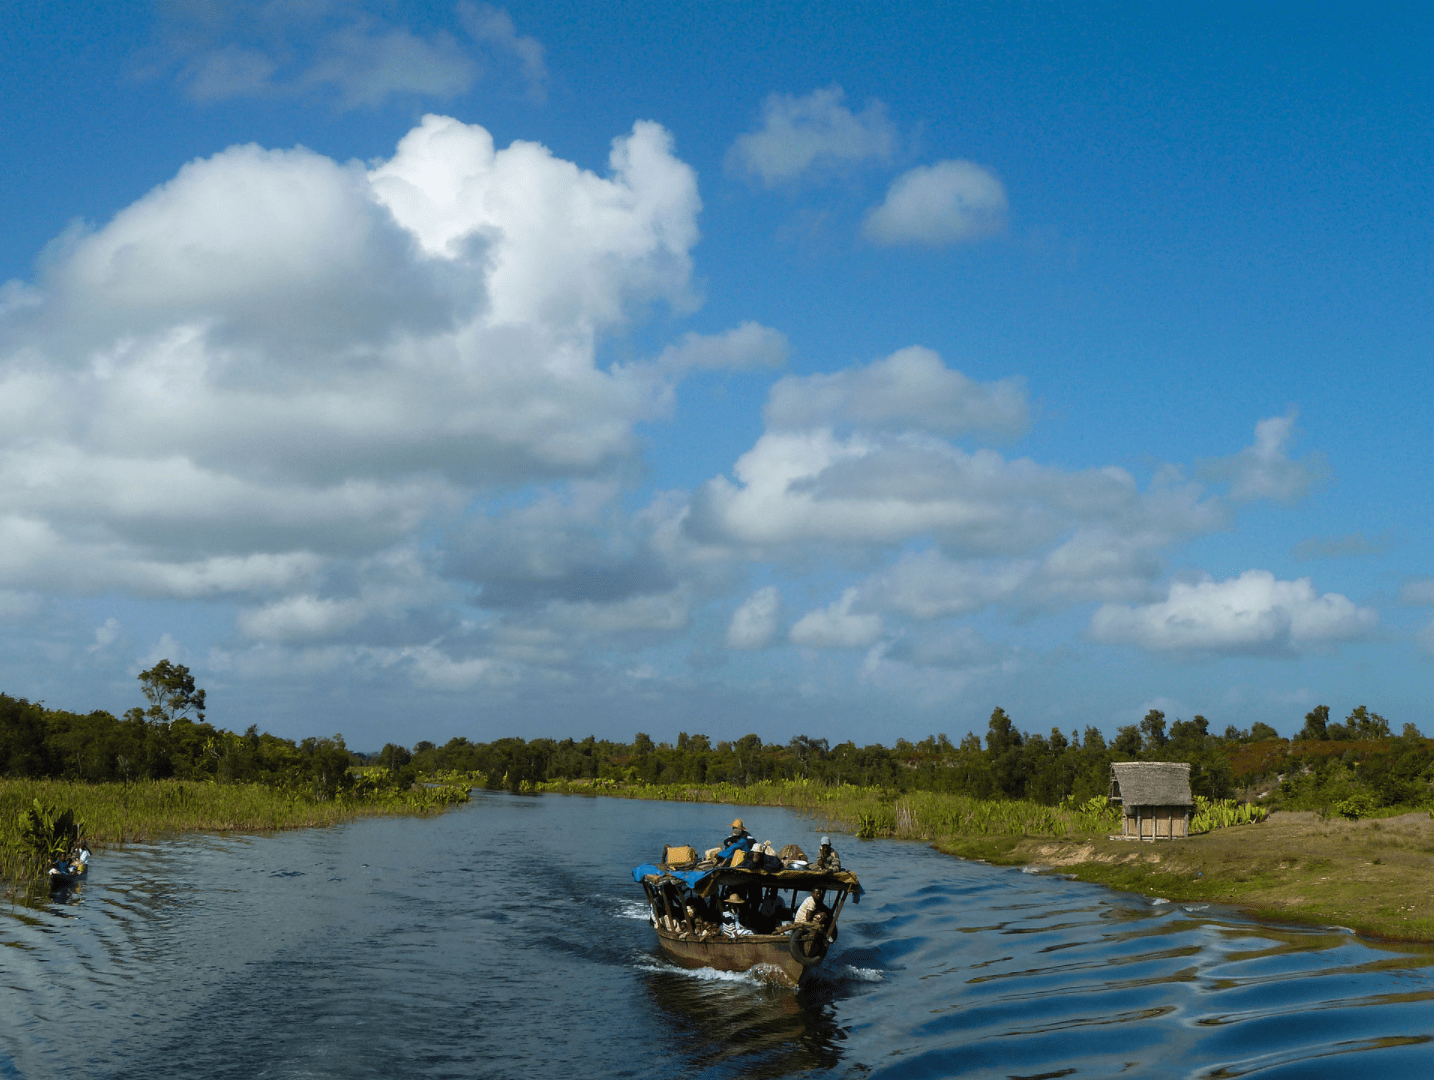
(1, 777), (470, 891)
(535, 777), (1128, 841)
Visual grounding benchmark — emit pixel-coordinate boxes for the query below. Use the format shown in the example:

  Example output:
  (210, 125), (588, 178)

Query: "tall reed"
(0, 778), (470, 888)
(536, 778), (1128, 842)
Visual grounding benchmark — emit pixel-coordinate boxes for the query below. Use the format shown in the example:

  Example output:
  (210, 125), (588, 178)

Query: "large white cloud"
(1090, 570), (1377, 654)
(686, 427), (1201, 556)
(863, 160), (1008, 246)
(726, 85), (896, 185)
(0, 116), (701, 610)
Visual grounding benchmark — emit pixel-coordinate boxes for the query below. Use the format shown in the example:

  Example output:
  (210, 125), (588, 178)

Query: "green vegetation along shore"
(0, 662), (469, 892)
(534, 777), (1434, 942)
(7, 664), (1433, 938)
(1, 777), (469, 889)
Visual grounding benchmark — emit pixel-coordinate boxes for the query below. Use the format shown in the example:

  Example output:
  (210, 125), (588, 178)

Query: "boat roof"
(632, 862), (862, 902)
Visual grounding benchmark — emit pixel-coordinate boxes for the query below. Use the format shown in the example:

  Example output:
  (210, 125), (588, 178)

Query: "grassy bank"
(538, 777), (1434, 941)
(537, 776), (1128, 846)
(989, 811), (1434, 942)
(1, 778), (470, 888)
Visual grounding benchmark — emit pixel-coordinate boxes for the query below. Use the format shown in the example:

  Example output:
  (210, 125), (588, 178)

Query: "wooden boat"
(47, 862), (83, 891)
(633, 860), (862, 987)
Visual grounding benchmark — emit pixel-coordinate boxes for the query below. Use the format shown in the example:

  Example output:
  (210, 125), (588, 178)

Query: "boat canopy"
(631, 863), (862, 903)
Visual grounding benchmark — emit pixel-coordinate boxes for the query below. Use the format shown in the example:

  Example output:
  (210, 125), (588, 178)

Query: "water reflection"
(641, 968), (845, 1077)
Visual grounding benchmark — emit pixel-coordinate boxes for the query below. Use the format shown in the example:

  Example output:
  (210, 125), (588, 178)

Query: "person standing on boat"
(815, 836), (841, 871)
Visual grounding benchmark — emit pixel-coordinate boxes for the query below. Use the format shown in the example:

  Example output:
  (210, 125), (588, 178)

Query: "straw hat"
(731, 818), (744, 829)
(724, 892), (746, 904)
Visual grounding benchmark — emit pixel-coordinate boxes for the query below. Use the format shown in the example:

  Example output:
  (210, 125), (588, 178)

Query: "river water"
(3, 792), (1433, 1079)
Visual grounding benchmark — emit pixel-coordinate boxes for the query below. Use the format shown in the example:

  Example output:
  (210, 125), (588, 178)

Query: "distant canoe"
(47, 862), (84, 891)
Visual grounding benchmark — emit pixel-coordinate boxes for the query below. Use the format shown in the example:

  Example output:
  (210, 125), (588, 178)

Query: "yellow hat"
(731, 818), (744, 828)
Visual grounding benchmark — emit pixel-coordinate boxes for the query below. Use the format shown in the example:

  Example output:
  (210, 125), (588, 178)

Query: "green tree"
(1112, 725), (1142, 758)
(1298, 705), (1329, 741)
(135, 660), (206, 726)
(1140, 709), (1168, 753)
(1345, 706), (1391, 740)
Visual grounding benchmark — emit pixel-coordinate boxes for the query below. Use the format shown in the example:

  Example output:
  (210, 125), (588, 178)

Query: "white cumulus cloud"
(863, 160), (1008, 246)
(727, 586), (782, 649)
(657, 322), (788, 372)
(1202, 413), (1321, 504)
(764, 346), (1027, 437)
(790, 589), (883, 649)
(727, 85), (896, 185)
(0, 115), (701, 617)
(1090, 570), (1377, 654)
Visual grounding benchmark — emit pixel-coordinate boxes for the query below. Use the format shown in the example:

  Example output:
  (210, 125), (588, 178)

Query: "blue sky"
(1, 2), (1430, 750)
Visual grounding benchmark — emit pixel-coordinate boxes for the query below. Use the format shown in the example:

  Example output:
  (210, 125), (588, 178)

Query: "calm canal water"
(3, 792), (1434, 1079)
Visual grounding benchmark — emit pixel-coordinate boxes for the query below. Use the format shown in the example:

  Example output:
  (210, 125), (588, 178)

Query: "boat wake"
(631, 956), (766, 985)
(614, 899), (654, 921)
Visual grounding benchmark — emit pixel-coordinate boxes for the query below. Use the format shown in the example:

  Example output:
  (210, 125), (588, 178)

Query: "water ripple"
(3, 796), (1434, 1079)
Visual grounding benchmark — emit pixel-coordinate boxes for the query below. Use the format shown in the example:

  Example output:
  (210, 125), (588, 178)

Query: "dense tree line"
(409, 707), (1299, 803)
(0, 663), (356, 797)
(7, 669), (1426, 814)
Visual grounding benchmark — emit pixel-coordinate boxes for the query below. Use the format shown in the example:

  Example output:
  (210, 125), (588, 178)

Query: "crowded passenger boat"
(631, 818), (862, 986)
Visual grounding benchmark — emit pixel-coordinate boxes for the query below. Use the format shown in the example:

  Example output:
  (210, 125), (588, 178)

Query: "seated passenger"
(721, 893), (754, 937)
(815, 836), (841, 871)
(719, 818), (755, 851)
(795, 888), (829, 927)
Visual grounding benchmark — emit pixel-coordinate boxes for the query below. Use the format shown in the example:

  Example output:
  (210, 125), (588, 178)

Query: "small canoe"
(47, 861), (85, 891)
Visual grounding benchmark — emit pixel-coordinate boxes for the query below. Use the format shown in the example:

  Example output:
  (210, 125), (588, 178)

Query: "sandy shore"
(935, 810), (1434, 942)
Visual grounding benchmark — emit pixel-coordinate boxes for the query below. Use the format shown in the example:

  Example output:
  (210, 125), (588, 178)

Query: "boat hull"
(654, 928), (818, 987)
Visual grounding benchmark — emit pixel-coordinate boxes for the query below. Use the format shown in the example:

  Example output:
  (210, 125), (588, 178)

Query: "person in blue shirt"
(717, 818), (755, 859)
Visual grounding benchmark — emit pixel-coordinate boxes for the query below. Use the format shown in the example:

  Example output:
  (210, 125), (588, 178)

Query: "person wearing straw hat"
(721, 891), (754, 937)
(724, 817), (754, 846)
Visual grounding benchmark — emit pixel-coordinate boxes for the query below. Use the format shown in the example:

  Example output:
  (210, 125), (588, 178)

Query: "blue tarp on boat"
(631, 862), (715, 889)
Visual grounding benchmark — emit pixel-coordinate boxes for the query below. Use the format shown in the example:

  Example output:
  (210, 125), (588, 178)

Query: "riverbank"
(951, 810), (1434, 942)
(536, 778), (1434, 943)
(1, 777), (469, 886)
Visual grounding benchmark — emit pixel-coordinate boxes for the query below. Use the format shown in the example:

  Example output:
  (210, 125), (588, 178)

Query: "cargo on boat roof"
(631, 861), (863, 900)
(631, 822), (862, 987)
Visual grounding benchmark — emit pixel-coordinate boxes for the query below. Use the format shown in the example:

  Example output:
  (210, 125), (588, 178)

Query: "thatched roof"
(1109, 761), (1193, 807)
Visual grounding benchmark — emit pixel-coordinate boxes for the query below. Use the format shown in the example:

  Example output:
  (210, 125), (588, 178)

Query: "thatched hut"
(1109, 762), (1193, 840)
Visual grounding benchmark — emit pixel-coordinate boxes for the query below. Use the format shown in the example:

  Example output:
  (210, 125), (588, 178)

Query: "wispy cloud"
(143, 1), (545, 109)
(726, 85), (896, 185)
(1290, 532), (1387, 560)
